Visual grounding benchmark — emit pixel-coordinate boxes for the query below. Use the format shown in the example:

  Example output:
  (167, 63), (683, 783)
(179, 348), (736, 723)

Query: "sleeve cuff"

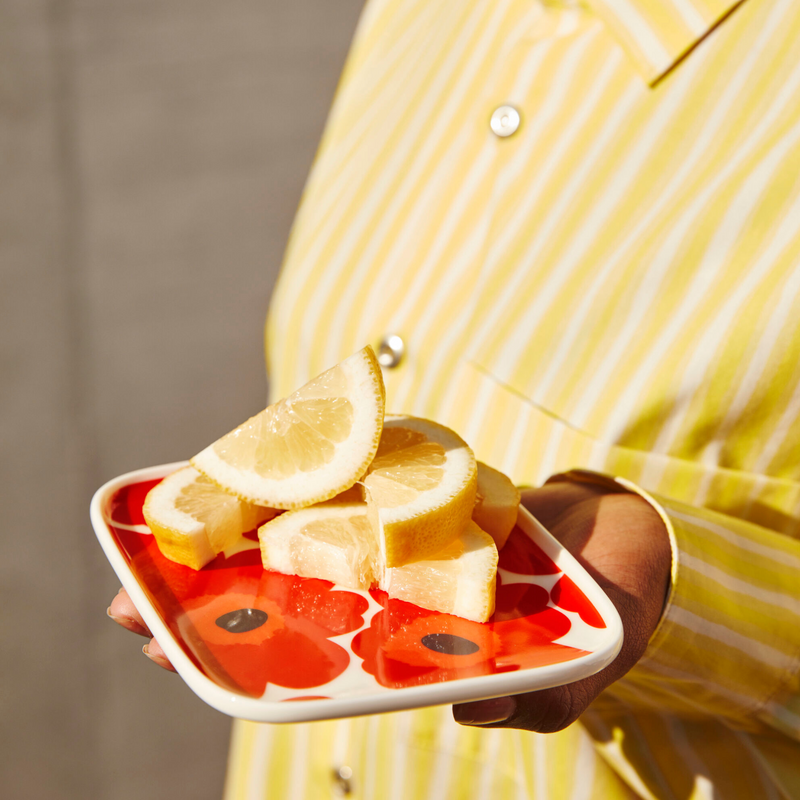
(552, 468), (800, 735)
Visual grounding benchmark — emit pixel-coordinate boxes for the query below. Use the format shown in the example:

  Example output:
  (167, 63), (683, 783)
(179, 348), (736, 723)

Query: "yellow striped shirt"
(228, 0), (800, 796)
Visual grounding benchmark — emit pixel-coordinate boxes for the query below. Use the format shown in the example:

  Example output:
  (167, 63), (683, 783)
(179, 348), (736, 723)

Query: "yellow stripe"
(254, 0), (800, 796)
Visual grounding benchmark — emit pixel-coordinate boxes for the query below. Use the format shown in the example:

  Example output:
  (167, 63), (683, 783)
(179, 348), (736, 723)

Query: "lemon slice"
(258, 495), (377, 590)
(472, 462), (521, 551)
(381, 521), (498, 623)
(191, 346), (385, 509)
(363, 415), (477, 567)
(143, 466), (277, 570)
(258, 498), (497, 622)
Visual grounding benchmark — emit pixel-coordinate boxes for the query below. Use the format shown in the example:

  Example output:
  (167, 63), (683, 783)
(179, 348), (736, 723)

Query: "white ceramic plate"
(91, 462), (623, 723)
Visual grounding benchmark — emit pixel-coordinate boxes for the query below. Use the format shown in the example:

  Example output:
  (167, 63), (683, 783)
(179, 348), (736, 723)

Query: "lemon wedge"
(382, 521), (498, 623)
(472, 462), (521, 551)
(143, 466), (277, 569)
(191, 346), (385, 509)
(258, 494), (377, 590)
(363, 415), (477, 567)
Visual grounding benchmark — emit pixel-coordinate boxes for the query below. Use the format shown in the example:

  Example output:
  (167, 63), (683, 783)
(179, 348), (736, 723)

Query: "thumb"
(453, 673), (600, 732)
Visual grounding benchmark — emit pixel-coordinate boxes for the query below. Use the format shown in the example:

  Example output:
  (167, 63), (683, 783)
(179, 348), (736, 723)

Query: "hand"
(453, 477), (671, 732)
(107, 587), (177, 672)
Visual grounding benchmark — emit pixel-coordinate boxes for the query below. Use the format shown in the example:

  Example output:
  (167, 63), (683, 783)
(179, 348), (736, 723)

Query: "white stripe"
(362, 715), (380, 799)
(533, 732), (549, 800)
(245, 724), (274, 800)
(362, 27), (552, 345)
(504, 397), (540, 482)
(535, 414), (570, 488)
(566, 0), (796, 430)
(296, 0), (448, 240)
(681, 551), (800, 615)
(597, 111), (800, 449)
(448, 362), (503, 448)
(668, 507), (800, 569)
(389, 712), (413, 800)
(335, 2), (547, 370)
(618, 707), (677, 799)
(581, 710), (660, 800)
(475, 728), (504, 799)
(275, 1), (492, 385)
(424, 719), (461, 800)
(670, 606), (795, 670)
(332, 717), (352, 774)
(752, 369), (800, 477)
(106, 520), (151, 534)
(685, 465), (717, 515)
(647, 128), (800, 458)
(491, 69), (646, 381)
(760, 700), (800, 735)
(513, 732), (531, 800)
(300, 0), (519, 378)
(635, 657), (760, 712)
(286, 723), (309, 800)
(394, 219), (495, 416)
(427, 28), (614, 418)
(359, 141), (497, 350)
(662, 715), (715, 800)
(452, 28), (615, 358)
(493, 76), (641, 376)
(670, 0), (709, 35)
(570, 730), (597, 800)
(699, 239), (800, 467)
(738, 472), (771, 524)
(506, 47), (702, 401)
(598, 0), (673, 73)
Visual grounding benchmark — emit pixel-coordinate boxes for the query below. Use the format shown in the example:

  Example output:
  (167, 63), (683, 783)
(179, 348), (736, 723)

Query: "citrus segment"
(472, 462), (521, 551)
(191, 346), (385, 509)
(258, 497), (378, 590)
(143, 466), (277, 570)
(382, 521), (498, 623)
(364, 415), (477, 567)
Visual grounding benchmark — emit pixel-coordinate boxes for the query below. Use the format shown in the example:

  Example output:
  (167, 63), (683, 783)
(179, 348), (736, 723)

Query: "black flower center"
(215, 608), (268, 633)
(420, 633), (480, 655)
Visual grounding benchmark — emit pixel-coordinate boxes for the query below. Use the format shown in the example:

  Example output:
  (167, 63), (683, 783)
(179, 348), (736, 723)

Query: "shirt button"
(490, 105), (521, 137)
(332, 765), (353, 796)
(377, 334), (405, 368)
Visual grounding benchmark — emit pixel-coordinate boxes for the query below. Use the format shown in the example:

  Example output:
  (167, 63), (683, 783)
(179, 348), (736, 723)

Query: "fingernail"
(142, 644), (176, 672)
(106, 607), (125, 624)
(454, 696), (517, 726)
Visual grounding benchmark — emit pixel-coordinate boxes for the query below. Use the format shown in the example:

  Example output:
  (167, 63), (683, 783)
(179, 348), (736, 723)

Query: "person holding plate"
(112, 0), (800, 797)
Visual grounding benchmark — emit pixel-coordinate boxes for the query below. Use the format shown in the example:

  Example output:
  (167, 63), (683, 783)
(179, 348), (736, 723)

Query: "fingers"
(107, 587), (176, 672)
(107, 587), (152, 637)
(519, 481), (610, 529)
(143, 637), (177, 673)
(453, 681), (591, 733)
(455, 486), (671, 734)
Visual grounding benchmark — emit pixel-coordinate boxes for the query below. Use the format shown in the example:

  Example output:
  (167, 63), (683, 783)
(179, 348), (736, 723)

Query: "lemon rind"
(191, 347), (385, 509)
(365, 414), (477, 567)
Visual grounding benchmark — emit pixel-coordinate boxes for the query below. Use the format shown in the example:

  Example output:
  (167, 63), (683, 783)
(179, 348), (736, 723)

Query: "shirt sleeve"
(557, 469), (800, 740)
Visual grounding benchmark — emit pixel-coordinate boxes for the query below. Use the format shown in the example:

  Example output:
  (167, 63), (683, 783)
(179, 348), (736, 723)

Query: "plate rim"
(91, 462), (624, 723)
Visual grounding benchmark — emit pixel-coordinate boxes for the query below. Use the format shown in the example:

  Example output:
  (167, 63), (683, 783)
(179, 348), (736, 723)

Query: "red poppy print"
(107, 480), (369, 698)
(105, 479), (610, 705)
(352, 563), (588, 690)
(551, 575), (606, 629)
(499, 526), (560, 575)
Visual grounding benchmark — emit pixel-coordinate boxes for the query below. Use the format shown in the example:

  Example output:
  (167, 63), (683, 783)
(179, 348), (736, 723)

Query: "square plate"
(91, 462), (623, 723)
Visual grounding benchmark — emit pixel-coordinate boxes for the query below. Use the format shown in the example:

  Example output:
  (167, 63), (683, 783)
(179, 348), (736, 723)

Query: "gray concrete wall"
(0, 2), (363, 796)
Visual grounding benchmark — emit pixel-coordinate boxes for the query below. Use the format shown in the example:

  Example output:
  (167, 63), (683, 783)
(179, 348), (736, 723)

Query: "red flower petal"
(551, 575), (606, 628)
(499, 527), (560, 575)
